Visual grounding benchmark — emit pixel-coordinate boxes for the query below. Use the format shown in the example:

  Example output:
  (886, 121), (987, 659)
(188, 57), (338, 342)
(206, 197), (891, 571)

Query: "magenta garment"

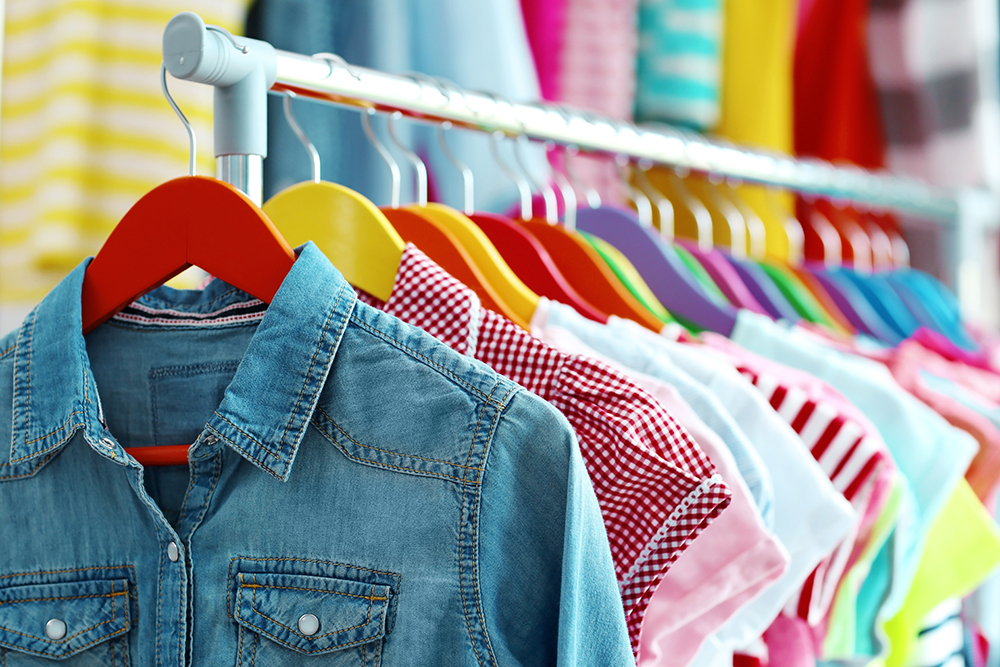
(911, 327), (992, 371)
(519, 0), (567, 100)
(763, 615), (819, 667)
(532, 324), (790, 666)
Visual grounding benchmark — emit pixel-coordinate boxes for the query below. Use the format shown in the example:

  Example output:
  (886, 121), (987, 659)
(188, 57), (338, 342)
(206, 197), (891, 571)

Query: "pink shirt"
(532, 324), (789, 665)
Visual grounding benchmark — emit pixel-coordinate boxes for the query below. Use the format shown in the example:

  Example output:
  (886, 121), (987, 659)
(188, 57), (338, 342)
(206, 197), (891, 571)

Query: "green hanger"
(759, 262), (835, 327)
(579, 231), (676, 324)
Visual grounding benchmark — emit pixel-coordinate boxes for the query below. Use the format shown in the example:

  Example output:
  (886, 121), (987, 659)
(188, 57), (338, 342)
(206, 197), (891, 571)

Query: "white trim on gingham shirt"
(357, 244), (732, 654)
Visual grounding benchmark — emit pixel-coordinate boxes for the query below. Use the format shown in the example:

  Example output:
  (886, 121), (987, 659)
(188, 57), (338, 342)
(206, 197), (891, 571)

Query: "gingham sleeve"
(476, 310), (732, 652)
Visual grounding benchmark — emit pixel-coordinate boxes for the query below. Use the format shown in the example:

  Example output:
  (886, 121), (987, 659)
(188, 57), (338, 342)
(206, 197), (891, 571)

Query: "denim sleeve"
(478, 390), (633, 666)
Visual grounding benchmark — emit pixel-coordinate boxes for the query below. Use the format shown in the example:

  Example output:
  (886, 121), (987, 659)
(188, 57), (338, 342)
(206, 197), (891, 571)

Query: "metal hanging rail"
(268, 51), (959, 221)
(163, 12), (959, 220)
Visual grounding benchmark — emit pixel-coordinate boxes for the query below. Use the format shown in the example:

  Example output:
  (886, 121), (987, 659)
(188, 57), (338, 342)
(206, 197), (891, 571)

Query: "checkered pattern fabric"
(738, 366), (893, 625)
(358, 244), (731, 654)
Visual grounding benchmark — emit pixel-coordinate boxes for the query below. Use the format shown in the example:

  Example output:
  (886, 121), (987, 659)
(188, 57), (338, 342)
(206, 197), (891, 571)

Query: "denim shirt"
(0, 243), (632, 666)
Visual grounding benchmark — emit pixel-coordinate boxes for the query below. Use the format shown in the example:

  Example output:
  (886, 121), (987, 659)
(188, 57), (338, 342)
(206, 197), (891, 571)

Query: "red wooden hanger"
(82, 67), (297, 467)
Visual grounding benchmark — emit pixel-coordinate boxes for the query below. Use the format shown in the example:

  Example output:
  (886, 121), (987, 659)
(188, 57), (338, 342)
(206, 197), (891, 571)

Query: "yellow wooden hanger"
(262, 62), (404, 301)
(385, 113), (539, 327)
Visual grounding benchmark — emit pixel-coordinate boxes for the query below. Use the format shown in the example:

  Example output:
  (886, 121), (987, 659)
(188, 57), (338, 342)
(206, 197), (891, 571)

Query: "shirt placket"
(114, 432), (226, 667)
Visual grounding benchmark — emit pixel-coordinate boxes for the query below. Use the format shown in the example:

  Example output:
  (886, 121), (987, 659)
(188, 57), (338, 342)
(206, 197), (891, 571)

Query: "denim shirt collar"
(9, 242), (356, 481)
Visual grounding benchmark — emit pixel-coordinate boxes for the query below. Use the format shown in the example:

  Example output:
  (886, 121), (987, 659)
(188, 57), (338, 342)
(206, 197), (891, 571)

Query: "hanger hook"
(515, 132), (558, 223)
(386, 111), (428, 207)
(361, 108), (401, 208)
(311, 52), (362, 81)
(616, 155), (654, 227)
(478, 91), (532, 219)
(206, 25), (249, 54)
(547, 140), (578, 231)
(636, 158), (674, 241)
(406, 73), (476, 214)
(282, 90), (321, 183)
(558, 106), (602, 208)
(161, 63), (196, 177)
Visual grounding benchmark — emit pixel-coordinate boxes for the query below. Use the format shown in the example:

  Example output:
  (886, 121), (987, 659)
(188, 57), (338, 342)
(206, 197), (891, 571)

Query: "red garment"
(794, 0), (887, 263)
(357, 244), (732, 652)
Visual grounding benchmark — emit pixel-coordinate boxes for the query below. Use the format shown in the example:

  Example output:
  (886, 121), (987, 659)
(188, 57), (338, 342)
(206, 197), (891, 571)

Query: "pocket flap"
(234, 571), (392, 654)
(0, 578), (130, 659)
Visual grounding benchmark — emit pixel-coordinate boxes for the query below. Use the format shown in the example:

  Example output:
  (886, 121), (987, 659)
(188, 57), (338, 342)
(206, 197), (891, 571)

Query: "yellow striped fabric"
(0, 0), (249, 303)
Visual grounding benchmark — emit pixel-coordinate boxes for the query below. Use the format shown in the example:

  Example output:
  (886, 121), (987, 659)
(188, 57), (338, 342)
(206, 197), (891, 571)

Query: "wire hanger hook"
(361, 108), (401, 208)
(160, 63), (196, 177)
(387, 111), (428, 206)
(206, 24), (249, 54)
(282, 90), (321, 183)
(312, 52), (362, 81)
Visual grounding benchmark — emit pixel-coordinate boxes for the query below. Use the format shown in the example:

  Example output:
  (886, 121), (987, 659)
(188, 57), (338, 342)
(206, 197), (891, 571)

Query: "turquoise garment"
(730, 311), (978, 658)
(635, 0), (722, 129)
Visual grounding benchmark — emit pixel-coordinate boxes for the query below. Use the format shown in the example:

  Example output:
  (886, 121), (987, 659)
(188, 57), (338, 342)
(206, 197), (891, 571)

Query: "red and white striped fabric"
(736, 365), (893, 624)
(357, 244), (732, 653)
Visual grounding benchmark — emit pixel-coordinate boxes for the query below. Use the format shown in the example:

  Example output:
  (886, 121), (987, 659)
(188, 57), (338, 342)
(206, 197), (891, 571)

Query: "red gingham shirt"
(357, 244), (732, 653)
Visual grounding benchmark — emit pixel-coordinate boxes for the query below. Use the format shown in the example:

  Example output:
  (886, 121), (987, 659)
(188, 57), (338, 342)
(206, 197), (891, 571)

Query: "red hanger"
(519, 218), (665, 331)
(82, 175), (297, 466)
(470, 212), (608, 322)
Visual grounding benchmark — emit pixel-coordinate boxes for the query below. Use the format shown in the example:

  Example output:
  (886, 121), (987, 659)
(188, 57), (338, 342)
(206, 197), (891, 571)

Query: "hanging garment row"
(1, 14), (998, 667)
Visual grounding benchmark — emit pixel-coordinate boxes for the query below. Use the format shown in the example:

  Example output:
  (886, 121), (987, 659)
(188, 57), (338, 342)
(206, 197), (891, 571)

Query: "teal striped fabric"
(635, 0), (722, 130)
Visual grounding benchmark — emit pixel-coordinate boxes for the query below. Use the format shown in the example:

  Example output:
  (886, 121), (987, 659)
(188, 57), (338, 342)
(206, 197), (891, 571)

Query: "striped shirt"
(0, 0), (248, 304)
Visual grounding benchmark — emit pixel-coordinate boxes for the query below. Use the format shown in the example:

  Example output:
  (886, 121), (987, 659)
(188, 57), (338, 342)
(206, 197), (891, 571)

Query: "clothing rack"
(162, 11), (959, 222)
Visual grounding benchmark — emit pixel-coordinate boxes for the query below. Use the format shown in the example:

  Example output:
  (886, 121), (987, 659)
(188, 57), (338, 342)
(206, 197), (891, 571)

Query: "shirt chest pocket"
(0, 578), (132, 666)
(233, 571), (393, 667)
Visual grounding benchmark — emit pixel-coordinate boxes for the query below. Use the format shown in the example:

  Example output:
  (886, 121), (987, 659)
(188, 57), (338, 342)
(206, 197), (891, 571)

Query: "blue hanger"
(833, 268), (920, 340)
(889, 269), (979, 350)
(806, 264), (903, 344)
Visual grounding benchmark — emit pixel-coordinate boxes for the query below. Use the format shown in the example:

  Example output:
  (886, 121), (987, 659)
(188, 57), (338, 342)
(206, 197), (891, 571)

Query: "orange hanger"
(356, 108), (527, 324)
(83, 68), (296, 468)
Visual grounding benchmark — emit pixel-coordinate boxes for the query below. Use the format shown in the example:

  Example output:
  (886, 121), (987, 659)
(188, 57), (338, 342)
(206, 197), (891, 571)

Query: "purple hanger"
(676, 240), (769, 315)
(726, 257), (802, 321)
(576, 206), (738, 334)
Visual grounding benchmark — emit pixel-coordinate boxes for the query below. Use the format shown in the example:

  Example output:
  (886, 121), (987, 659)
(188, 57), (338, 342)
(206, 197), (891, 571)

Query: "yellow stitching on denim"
(236, 625), (244, 667)
(463, 383), (498, 482)
(9, 421), (85, 464)
(23, 412), (85, 446)
(238, 618), (380, 654)
(456, 388), (496, 667)
(121, 633), (128, 667)
(472, 385), (513, 667)
(213, 414), (281, 460)
(348, 317), (497, 404)
(227, 556), (400, 618)
(0, 625), (126, 660)
(363, 642), (367, 666)
(311, 420), (475, 484)
(315, 407), (483, 472)
(0, 344), (15, 358)
(0, 451), (56, 478)
(250, 628), (258, 667)
(11, 308), (37, 462)
(242, 575), (379, 639)
(0, 590), (125, 645)
(240, 582), (387, 602)
(0, 566), (138, 626)
(0, 590), (126, 606)
(154, 534), (165, 667)
(207, 428), (282, 480)
(278, 281), (342, 454)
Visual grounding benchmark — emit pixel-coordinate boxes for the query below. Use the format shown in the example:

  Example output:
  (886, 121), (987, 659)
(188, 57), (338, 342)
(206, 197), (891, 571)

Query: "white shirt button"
(297, 613), (320, 636)
(45, 618), (67, 640)
(166, 541), (180, 562)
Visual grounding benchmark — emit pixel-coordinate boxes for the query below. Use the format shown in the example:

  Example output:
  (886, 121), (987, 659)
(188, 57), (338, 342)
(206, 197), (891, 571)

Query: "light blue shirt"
(0, 244), (633, 665)
(730, 310), (978, 657)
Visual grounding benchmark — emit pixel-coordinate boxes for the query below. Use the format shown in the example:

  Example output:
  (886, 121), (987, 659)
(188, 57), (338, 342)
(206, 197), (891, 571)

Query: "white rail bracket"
(162, 11), (276, 204)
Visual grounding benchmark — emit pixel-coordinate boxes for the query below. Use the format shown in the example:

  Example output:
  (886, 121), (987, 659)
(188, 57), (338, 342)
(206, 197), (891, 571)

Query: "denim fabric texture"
(0, 243), (632, 666)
